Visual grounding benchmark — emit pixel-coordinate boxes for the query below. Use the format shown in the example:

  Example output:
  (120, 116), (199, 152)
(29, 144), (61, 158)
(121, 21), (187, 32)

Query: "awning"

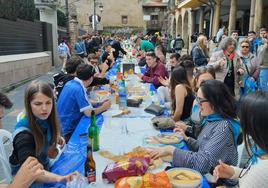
(177, 0), (208, 9)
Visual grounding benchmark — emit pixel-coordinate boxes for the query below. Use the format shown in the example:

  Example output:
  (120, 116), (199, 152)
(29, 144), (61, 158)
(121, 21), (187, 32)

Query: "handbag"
(144, 103), (164, 116)
(127, 99), (143, 107)
(151, 116), (175, 130)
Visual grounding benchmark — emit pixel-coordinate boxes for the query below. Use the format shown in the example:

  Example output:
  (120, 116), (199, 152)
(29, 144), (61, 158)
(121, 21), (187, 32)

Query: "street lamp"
(92, 0), (103, 34)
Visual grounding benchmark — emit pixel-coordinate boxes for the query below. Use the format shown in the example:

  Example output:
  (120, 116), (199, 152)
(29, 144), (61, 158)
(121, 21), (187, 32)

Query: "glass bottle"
(84, 140), (96, 184)
(88, 111), (99, 151)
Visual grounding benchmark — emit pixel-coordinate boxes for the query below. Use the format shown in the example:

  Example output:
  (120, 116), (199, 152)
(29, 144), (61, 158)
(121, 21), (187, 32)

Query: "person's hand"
(147, 146), (175, 160)
(250, 77), (255, 81)
(58, 136), (66, 149)
(11, 157), (44, 187)
(213, 160), (235, 181)
(219, 59), (226, 68)
(100, 62), (109, 72)
(102, 100), (111, 110)
(237, 68), (244, 76)
(136, 73), (143, 79)
(174, 121), (188, 132)
(173, 125), (188, 141)
(158, 76), (169, 87)
(57, 171), (78, 183)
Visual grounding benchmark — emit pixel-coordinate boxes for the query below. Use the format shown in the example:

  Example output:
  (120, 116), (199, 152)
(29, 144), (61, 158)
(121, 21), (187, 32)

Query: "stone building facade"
(168, 0), (268, 50)
(59, 0), (145, 33)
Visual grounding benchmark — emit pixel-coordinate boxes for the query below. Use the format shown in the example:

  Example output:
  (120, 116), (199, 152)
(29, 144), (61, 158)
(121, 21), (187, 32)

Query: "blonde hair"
(196, 35), (208, 56)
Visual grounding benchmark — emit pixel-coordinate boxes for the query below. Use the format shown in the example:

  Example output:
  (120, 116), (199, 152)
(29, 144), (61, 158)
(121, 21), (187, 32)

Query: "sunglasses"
(195, 96), (209, 104)
(241, 46), (249, 48)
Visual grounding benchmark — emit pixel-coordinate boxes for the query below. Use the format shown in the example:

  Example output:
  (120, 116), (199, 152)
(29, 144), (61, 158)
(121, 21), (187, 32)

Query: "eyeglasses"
(241, 46), (249, 48)
(195, 96), (209, 105)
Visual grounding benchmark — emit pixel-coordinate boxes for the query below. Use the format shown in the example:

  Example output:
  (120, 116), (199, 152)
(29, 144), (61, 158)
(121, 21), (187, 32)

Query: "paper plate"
(166, 168), (202, 188)
(102, 110), (122, 117)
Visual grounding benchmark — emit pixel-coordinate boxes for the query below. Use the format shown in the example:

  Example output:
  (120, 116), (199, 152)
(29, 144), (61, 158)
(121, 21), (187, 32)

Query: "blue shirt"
(57, 78), (92, 135)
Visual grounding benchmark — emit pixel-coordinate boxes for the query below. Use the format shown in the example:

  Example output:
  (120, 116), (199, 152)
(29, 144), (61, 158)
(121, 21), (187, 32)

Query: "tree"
(57, 9), (67, 27)
(0, 0), (36, 21)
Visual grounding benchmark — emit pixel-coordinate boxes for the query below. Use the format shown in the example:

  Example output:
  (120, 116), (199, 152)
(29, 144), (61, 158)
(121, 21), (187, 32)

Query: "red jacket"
(142, 62), (168, 88)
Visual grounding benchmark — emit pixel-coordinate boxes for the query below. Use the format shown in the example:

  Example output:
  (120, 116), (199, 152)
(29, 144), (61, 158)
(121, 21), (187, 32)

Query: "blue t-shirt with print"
(57, 78), (92, 135)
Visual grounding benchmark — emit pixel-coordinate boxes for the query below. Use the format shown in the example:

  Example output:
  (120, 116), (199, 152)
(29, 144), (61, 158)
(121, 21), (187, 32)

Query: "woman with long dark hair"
(148, 80), (239, 179)
(9, 81), (76, 187)
(170, 66), (194, 121)
(213, 91), (268, 187)
(175, 65), (216, 138)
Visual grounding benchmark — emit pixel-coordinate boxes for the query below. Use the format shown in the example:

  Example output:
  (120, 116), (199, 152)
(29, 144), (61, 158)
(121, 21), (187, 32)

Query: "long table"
(46, 59), (210, 187)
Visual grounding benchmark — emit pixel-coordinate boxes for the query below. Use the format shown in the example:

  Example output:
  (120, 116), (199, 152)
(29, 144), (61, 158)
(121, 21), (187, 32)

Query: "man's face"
(231, 32), (238, 40)
(105, 45), (112, 53)
(146, 56), (156, 67)
(248, 33), (256, 41)
(90, 58), (98, 67)
(170, 57), (178, 67)
(260, 31), (267, 39)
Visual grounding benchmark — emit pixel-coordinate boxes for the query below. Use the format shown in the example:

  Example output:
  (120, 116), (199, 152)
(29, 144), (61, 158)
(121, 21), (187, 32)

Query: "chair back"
(0, 129), (13, 183)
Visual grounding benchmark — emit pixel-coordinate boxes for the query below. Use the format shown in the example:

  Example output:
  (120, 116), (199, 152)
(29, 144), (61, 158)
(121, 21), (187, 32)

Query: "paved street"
(2, 69), (60, 133)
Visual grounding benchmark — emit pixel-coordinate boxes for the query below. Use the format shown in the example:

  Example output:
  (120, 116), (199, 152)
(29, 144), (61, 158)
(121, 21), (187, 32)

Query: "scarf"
(198, 114), (240, 147)
(251, 144), (266, 164)
(223, 50), (235, 60)
(14, 116), (52, 153)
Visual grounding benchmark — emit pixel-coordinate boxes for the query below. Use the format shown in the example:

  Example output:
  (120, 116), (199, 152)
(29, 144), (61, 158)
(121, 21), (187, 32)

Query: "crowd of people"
(0, 28), (268, 187)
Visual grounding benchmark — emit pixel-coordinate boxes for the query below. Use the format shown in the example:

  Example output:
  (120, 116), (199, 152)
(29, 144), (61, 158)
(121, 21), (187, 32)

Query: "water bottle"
(151, 91), (160, 106)
(118, 79), (127, 110)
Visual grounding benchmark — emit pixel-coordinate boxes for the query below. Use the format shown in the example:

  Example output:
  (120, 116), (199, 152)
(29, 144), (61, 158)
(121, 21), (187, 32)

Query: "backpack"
(58, 44), (67, 57)
(240, 60), (257, 95)
(258, 67), (268, 92)
(173, 38), (184, 49)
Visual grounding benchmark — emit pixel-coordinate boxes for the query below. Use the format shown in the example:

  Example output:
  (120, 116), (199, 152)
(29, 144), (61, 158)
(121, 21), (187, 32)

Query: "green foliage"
(57, 9), (67, 27)
(0, 0), (17, 20)
(0, 0), (36, 21)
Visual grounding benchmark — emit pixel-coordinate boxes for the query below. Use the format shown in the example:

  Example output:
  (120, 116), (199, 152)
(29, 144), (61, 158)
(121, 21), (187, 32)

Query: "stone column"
(191, 10), (196, 34)
(69, 15), (79, 52)
(212, 0), (221, 36)
(228, 0), (237, 35)
(249, 0), (256, 31)
(254, 0), (263, 33)
(199, 7), (204, 33)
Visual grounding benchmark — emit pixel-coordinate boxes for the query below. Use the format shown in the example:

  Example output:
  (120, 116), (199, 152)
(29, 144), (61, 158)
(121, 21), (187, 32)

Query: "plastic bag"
(102, 157), (150, 183)
(66, 173), (89, 188)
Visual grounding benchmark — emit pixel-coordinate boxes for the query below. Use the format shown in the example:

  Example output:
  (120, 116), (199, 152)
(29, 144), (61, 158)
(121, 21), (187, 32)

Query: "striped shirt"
(173, 120), (238, 174)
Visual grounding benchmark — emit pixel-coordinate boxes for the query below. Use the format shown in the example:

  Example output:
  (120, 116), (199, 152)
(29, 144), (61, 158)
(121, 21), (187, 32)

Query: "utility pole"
(93, 0), (97, 34)
(65, 0), (70, 41)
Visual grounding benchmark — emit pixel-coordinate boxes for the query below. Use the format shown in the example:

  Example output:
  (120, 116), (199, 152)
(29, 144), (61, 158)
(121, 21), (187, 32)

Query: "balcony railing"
(146, 20), (162, 30)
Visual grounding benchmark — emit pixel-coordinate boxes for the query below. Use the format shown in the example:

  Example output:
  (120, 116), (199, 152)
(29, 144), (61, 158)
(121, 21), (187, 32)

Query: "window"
(122, 16), (128, 24)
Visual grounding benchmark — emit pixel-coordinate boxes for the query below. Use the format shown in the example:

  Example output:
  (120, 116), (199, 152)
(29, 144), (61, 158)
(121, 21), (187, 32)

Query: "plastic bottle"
(118, 79), (127, 110)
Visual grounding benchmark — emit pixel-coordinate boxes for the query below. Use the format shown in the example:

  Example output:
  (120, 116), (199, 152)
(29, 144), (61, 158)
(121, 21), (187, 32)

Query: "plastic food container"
(166, 168), (202, 188)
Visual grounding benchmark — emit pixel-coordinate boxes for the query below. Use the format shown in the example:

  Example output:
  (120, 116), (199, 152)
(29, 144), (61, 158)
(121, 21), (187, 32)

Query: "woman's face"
(203, 37), (208, 46)
(30, 92), (53, 120)
(196, 88), (214, 117)
(226, 42), (236, 53)
(196, 73), (214, 89)
(240, 42), (250, 55)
